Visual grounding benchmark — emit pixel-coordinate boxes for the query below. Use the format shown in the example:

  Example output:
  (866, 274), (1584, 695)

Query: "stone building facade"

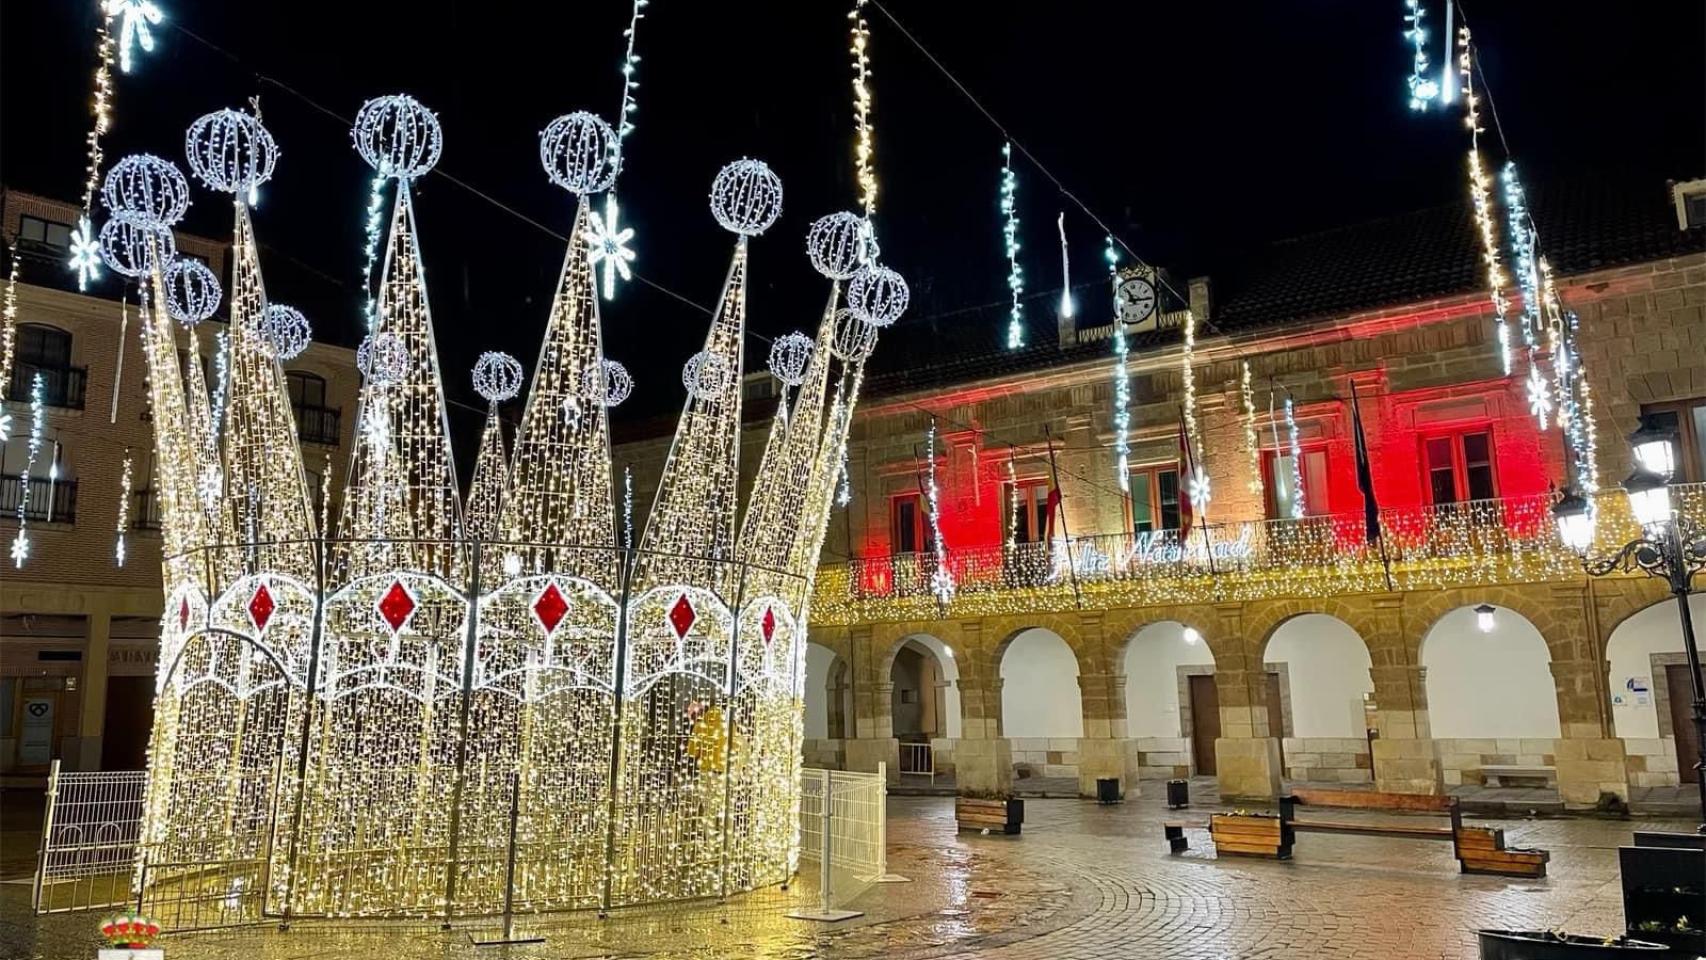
(622, 173), (1706, 811)
(0, 190), (360, 781)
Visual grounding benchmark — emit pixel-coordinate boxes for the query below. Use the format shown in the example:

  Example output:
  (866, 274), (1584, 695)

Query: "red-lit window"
(890, 493), (925, 554)
(1128, 464), (1181, 535)
(1261, 447), (1330, 519)
(1006, 480), (1052, 543)
(1421, 429), (1497, 505)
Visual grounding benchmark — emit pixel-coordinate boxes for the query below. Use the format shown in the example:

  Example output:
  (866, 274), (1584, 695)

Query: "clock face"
(1117, 277), (1157, 324)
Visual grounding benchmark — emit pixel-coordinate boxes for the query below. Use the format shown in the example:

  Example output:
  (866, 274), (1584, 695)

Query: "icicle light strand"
(1107, 237), (1130, 492)
(10, 374), (46, 567)
(1000, 142), (1023, 350)
(1241, 361), (1262, 496)
(115, 449), (133, 566)
(1181, 309), (1209, 512)
(1459, 28), (1511, 376)
(849, 0), (876, 220)
(1284, 395), (1306, 519)
(924, 419), (954, 602)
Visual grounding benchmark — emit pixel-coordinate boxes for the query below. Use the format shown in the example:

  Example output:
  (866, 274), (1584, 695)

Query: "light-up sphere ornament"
(806, 211), (868, 279)
(163, 258), (222, 326)
(767, 332), (813, 387)
(683, 350), (733, 401)
(847, 263), (909, 328)
(829, 308), (879, 362)
(472, 351), (524, 404)
(709, 159), (783, 236)
(101, 154), (191, 226)
(257, 305), (311, 361)
(582, 358), (634, 407)
(185, 109), (279, 196)
(540, 112), (617, 195)
(357, 332), (409, 384)
(97, 212), (175, 278)
(353, 95), (443, 180)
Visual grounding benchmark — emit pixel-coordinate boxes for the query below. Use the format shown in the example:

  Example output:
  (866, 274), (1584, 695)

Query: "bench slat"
(1288, 788), (1454, 812)
(1292, 819), (1453, 839)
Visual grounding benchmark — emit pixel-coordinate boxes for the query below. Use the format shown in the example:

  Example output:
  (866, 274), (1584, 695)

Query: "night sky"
(4, 1), (1702, 441)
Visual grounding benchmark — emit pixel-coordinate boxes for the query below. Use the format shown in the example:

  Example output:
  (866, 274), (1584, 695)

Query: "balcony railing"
(811, 485), (1706, 624)
(294, 404), (341, 446)
(8, 363), (88, 410)
(0, 474), (79, 524)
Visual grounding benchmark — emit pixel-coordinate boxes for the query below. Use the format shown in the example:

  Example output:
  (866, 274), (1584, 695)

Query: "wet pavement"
(2, 783), (1697, 959)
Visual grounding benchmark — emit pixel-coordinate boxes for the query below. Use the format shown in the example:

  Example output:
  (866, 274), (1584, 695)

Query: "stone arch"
(1258, 612), (1375, 740)
(802, 640), (850, 740)
(996, 626), (1084, 740)
(879, 633), (963, 741)
(1117, 618), (1217, 739)
(1604, 593), (1705, 788)
(1419, 603), (1560, 742)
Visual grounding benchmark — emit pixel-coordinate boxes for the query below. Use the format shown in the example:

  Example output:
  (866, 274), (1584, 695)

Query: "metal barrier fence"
(794, 765), (892, 920)
(898, 742), (935, 782)
(32, 761), (147, 914)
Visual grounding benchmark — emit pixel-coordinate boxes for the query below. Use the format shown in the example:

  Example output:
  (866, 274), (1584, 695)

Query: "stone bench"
(1478, 765), (1557, 788)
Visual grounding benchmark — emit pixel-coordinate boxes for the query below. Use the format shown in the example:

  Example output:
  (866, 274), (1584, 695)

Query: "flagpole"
(1042, 424), (1082, 610)
(1350, 380), (1395, 592)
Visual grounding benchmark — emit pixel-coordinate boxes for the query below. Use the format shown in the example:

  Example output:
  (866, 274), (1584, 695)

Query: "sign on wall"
(19, 697), (54, 766)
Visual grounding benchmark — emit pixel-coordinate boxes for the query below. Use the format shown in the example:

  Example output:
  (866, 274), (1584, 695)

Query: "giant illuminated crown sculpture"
(126, 99), (899, 920)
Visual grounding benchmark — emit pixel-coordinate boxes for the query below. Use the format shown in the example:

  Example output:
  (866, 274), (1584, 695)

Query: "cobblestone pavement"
(3, 785), (1695, 960)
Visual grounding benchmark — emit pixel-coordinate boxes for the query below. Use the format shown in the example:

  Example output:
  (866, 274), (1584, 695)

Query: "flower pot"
(1475, 930), (1669, 959)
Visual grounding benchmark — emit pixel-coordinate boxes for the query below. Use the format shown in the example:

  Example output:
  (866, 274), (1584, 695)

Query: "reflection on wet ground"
(3, 786), (1692, 959)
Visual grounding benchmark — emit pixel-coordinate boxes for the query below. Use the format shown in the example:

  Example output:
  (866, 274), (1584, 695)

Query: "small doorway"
(1188, 674), (1219, 775)
(101, 677), (154, 770)
(1666, 663), (1704, 781)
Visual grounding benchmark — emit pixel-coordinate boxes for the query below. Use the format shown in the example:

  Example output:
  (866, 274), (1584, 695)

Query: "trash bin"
(1095, 777), (1121, 804)
(1166, 778), (1189, 809)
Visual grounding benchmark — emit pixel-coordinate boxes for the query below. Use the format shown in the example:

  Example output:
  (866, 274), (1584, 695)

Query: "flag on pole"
(1350, 380), (1380, 543)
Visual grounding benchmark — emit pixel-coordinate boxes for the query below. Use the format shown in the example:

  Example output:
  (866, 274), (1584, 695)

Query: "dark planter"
(1166, 778), (1189, 809)
(1476, 930), (1669, 959)
(1619, 840), (1705, 956)
(1096, 777), (1121, 804)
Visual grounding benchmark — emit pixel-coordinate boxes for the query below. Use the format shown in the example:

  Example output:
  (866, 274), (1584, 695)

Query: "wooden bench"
(1163, 788), (1549, 878)
(955, 797), (1024, 835)
(1478, 765), (1557, 788)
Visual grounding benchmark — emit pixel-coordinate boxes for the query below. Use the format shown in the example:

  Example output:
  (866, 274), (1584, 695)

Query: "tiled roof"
(862, 171), (1704, 399)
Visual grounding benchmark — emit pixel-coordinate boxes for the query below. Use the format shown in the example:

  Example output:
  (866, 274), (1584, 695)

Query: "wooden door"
(1189, 674), (1219, 776)
(101, 677), (154, 770)
(1266, 672), (1286, 772)
(1667, 663), (1704, 781)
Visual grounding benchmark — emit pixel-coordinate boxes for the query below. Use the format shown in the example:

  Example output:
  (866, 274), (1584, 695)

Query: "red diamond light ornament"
(178, 596), (191, 632)
(376, 579), (417, 634)
(247, 583), (275, 633)
(668, 593), (696, 640)
(761, 606), (777, 647)
(532, 581), (569, 636)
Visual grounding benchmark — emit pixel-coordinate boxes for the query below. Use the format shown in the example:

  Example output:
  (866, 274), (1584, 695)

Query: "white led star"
(584, 194), (636, 300)
(10, 531), (29, 568)
(103, 0), (163, 74)
(0, 411), (11, 443)
(197, 464), (223, 511)
(1526, 365), (1553, 426)
(68, 215), (103, 291)
(1188, 467), (1213, 511)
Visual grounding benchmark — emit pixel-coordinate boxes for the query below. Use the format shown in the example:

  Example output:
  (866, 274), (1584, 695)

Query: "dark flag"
(1177, 411), (1195, 539)
(1350, 381), (1380, 542)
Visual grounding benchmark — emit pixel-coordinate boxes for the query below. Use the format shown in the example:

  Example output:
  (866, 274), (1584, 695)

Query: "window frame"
(1260, 445), (1330, 519)
(1638, 397), (1706, 484)
(1004, 478), (1053, 544)
(1419, 427), (1498, 506)
(890, 492), (925, 555)
(1127, 462), (1181, 535)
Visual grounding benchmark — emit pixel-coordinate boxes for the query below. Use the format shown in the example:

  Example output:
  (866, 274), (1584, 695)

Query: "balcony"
(294, 404), (342, 446)
(0, 474), (79, 525)
(8, 363), (88, 410)
(810, 485), (1706, 626)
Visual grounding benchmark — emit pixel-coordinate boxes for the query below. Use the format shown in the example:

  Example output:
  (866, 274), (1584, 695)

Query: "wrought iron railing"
(9, 362), (88, 409)
(0, 473), (79, 524)
(292, 404), (341, 446)
(811, 485), (1706, 623)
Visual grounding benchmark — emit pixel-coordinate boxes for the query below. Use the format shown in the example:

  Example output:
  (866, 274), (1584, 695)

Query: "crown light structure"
(134, 104), (889, 922)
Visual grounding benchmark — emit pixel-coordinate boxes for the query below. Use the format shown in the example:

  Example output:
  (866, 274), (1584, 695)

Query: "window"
(304, 466), (326, 522)
(1422, 429), (1497, 505)
(1262, 447), (1330, 519)
(17, 215), (73, 252)
(1638, 398), (1706, 483)
(1128, 464), (1181, 535)
(1672, 179), (1706, 231)
(890, 493), (924, 554)
(1006, 479), (1052, 543)
(286, 371), (340, 446)
(10, 324), (84, 409)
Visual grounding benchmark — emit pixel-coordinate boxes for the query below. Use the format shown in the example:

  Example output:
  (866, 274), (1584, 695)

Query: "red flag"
(1177, 411), (1195, 539)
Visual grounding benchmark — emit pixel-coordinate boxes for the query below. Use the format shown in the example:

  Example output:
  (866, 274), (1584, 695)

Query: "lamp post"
(1554, 424), (1705, 824)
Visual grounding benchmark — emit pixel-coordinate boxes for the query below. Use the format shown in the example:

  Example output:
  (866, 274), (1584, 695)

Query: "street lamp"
(1475, 603), (1497, 634)
(1555, 425), (1706, 824)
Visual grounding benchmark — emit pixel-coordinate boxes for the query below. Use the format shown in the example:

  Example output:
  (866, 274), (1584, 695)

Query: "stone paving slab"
(2, 785), (1695, 960)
